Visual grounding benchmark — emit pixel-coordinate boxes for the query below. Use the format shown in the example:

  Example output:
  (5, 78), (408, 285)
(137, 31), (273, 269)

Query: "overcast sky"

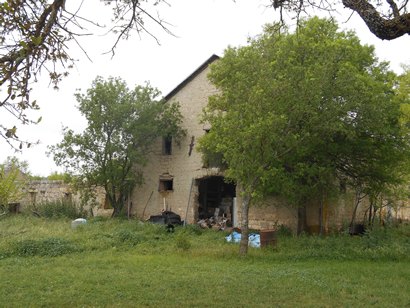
(0, 0), (409, 176)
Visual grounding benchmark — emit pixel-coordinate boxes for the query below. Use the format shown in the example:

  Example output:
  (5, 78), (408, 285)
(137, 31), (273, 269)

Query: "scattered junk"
(148, 210), (183, 233)
(225, 231), (261, 248)
(197, 215), (229, 230)
(259, 229), (277, 248)
(225, 229), (277, 249)
(148, 210), (183, 226)
(71, 218), (87, 229)
(197, 205), (232, 230)
(196, 176), (236, 229)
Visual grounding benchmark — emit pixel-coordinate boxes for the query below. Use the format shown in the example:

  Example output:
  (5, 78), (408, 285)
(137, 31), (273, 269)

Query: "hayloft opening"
(162, 135), (172, 155)
(197, 176), (236, 226)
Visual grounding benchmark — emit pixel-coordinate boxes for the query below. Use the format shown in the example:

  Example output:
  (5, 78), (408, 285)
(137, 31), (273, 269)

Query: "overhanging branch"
(342, 0), (410, 39)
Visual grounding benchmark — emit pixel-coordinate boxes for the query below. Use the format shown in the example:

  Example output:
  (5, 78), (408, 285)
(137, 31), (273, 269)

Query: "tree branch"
(342, 0), (410, 39)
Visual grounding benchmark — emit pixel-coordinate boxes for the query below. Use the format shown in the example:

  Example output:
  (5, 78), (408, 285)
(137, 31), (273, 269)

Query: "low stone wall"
(21, 180), (73, 206)
(18, 180), (105, 215)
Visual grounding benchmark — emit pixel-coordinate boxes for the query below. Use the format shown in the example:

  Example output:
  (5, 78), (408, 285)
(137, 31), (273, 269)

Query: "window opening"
(159, 179), (173, 191)
(162, 135), (172, 155)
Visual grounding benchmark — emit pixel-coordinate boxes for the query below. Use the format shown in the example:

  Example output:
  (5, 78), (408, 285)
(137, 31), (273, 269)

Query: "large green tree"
(49, 77), (186, 217)
(199, 18), (410, 255)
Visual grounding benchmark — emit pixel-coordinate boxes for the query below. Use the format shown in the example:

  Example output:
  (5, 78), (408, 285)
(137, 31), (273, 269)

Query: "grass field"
(0, 215), (409, 307)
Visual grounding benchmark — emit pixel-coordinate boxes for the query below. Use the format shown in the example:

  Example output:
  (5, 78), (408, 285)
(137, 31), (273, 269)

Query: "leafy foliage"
(0, 157), (28, 211)
(49, 77), (186, 216)
(46, 171), (72, 182)
(199, 18), (410, 254)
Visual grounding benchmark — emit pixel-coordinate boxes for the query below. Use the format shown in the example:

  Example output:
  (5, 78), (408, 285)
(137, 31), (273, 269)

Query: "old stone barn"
(129, 55), (409, 232)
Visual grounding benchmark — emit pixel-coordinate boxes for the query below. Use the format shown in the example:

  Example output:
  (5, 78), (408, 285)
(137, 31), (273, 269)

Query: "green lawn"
(0, 216), (409, 307)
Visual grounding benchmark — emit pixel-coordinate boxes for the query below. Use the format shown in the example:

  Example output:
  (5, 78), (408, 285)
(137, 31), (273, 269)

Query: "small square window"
(162, 136), (172, 155)
(159, 179), (173, 192)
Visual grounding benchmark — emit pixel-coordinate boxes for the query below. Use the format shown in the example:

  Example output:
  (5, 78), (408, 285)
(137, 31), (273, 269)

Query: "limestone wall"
(131, 61), (222, 223)
(21, 180), (74, 206)
(18, 180), (105, 214)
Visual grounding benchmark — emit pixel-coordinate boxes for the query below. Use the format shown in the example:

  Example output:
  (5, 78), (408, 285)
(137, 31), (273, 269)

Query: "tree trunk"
(107, 187), (126, 217)
(319, 196), (324, 236)
(111, 196), (125, 217)
(349, 188), (364, 233)
(111, 206), (119, 217)
(368, 203), (373, 226)
(372, 207), (378, 226)
(297, 206), (307, 235)
(239, 193), (251, 256)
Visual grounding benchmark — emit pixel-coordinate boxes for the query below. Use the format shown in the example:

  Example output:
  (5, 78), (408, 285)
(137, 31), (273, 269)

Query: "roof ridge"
(164, 54), (220, 101)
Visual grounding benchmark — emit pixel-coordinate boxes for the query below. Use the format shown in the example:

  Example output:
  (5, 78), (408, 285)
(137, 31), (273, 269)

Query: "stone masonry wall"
(18, 180), (105, 215)
(131, 63), (220, 223)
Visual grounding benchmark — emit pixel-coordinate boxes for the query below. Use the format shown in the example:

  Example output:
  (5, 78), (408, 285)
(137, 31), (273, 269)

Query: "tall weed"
(37, 200), (85, 219)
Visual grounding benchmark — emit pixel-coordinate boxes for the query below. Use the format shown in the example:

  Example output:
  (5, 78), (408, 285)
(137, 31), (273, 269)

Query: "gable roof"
(164, 54), (220, 101)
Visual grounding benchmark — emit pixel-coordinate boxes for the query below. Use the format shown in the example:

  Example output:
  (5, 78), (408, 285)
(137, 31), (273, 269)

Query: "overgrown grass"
(0, 215), (409, 307)
(34, 200), (86, 219)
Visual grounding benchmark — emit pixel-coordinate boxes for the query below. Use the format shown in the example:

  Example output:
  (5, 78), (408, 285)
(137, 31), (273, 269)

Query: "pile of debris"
(197, 216), (229, 230)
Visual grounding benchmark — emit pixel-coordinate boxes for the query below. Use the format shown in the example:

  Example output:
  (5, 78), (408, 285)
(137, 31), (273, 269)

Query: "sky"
(0, 0), (409, 176)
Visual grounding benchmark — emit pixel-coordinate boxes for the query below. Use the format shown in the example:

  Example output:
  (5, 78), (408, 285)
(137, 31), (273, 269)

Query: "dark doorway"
(197, 176), (236, 225)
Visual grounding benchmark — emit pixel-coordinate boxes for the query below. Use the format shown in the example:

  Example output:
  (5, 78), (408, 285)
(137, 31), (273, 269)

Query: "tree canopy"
(199, 17), (410, 255)
(49, 77), (186, 216)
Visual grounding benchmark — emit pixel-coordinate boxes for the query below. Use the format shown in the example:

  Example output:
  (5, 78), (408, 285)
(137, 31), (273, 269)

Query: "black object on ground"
(148, 211), (183, 226)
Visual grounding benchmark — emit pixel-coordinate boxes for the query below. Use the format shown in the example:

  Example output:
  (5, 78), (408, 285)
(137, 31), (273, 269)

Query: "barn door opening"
(197, 176), (236, 226)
